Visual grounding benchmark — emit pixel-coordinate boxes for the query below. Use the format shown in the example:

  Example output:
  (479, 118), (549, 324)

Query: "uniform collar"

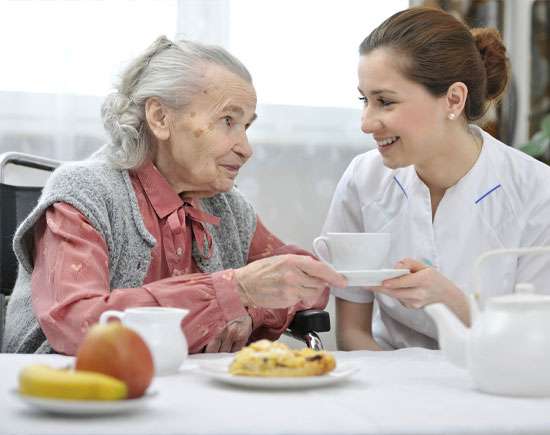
(446, 126), (501, 205)
(395, 126), (500, 204)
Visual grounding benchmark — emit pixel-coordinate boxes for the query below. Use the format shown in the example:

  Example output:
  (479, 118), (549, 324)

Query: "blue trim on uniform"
(475, 184), (501, 204)
(393, 176), (408, 198)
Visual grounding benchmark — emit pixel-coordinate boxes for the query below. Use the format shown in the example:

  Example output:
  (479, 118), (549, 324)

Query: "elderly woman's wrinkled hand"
(234, 254), (347, 309)
(205, 314), (253, 353)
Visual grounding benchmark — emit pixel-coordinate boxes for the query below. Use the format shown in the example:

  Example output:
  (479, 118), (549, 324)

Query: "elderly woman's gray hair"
(101, 35), (252, 169)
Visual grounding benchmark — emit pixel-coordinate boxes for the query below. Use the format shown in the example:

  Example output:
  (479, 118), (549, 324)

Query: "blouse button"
(176, 247), (183, 256)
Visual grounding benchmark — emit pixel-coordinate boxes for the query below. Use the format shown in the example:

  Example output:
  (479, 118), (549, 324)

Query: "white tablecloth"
(1, 349), (549, 435)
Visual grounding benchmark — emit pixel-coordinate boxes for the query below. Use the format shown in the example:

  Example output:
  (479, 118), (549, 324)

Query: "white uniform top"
(324, 126), (550, 349)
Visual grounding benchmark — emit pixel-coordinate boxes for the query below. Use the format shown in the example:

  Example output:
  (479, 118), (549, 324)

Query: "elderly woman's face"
(153, 64), (257, 197)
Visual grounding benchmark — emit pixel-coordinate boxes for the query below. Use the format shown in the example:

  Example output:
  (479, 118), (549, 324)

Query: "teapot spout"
(424, 303), (469, 369)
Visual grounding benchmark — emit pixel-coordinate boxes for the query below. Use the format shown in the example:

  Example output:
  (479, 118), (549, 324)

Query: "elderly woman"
(3, 36), (346, 355)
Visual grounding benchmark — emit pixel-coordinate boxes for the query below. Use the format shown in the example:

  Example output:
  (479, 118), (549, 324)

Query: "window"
(229, 0), (408, 109)
(0, 1), (410, 351)
(0, 0), (177, 96)
(0, 0), (177, 160)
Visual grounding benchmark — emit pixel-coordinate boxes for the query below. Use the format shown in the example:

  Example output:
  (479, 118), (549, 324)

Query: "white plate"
(337, 268), (410, 287)
(14, 389), (156, 415)
(198, 359), (359, 389)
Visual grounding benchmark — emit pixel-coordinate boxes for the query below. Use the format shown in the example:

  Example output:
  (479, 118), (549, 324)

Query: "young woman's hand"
(370, 258), (470, 324)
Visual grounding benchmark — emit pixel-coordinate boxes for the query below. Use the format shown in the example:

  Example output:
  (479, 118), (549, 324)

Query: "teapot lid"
(488, 283), (550, 308)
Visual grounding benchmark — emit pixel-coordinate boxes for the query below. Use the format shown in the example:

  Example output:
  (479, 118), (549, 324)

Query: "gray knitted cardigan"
(2, 155), (256, 354)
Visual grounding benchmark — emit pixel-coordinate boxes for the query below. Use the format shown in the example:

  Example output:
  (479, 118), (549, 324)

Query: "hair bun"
(102, 92), (131, 115)
(471, 27), (510, 102)
(101, 92), (140, 147)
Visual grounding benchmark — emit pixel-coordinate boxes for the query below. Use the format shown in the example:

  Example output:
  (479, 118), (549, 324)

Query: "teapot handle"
(474, 246), (550, 300)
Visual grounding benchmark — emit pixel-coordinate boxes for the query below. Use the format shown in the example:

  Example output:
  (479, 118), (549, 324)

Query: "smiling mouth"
(221, 165), (240, 173)
(376, 136), (400, 150)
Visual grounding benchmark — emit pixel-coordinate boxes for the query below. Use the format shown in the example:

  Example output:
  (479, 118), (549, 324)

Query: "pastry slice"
(229, 339), (336, 377)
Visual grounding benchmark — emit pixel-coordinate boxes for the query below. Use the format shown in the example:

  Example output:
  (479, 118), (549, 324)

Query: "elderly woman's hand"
(205, 314), (253, 353)
(234, 254), (347, 309)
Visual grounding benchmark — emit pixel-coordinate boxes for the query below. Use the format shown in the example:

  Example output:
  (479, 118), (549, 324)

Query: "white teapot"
(424, 246), (550, 397)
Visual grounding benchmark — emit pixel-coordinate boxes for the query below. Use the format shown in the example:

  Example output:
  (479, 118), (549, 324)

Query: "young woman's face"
(156, 64), (257, 196)
(357, 48), (449, 169)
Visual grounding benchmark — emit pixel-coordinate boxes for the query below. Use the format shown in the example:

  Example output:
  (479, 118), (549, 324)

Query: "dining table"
(1, 348), (549, 435)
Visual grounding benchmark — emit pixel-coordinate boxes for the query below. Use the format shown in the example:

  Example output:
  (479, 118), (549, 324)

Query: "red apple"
(75, 322), (154, 398)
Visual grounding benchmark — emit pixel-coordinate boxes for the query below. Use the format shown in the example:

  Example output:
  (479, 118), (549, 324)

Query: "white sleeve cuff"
(331, 286), (374, 303)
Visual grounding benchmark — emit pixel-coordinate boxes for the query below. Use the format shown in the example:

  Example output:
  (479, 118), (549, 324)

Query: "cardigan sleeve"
(31, 203), (247, 355)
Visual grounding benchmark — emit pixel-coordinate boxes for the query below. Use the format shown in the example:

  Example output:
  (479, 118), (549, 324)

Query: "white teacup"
(99, 307), (189, 376)
(313, 232), (391, 271)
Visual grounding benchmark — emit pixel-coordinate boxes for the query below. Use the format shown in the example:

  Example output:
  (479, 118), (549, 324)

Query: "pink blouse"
(31, 162), (328, 355)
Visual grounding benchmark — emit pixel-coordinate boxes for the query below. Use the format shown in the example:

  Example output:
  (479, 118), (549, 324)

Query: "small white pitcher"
(99, 306), (189, 376)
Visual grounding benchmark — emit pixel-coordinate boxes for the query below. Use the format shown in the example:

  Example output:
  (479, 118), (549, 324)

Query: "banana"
(19, 364), (127, 401)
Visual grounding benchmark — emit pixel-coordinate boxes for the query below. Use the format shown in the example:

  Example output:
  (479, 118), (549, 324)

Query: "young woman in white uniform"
(323, 7), (550, 351)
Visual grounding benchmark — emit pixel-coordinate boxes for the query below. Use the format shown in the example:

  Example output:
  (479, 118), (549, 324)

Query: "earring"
(448, 113), (456, 120)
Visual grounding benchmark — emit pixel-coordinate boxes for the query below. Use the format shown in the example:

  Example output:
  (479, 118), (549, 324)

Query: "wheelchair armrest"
(285, 309), (330, 350)
(287, 309), (330, 336)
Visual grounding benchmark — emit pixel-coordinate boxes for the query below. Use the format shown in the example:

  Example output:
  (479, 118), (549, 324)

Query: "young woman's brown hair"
(359, 6), (509, 121)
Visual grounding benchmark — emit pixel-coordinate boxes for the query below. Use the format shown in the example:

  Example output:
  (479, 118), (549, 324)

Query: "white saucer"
(14, 389), (156, 415)
(337, 269), (410, 287)
(198, 359), (359, 389)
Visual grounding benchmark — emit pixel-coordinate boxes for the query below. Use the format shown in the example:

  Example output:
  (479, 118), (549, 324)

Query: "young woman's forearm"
(337, 329), (384, 351)
(335, 299), (383, 351)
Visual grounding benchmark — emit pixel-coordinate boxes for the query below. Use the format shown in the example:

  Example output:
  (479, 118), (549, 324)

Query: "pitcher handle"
(474, 246), (550, 300)
(99, 310), (125, 324)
